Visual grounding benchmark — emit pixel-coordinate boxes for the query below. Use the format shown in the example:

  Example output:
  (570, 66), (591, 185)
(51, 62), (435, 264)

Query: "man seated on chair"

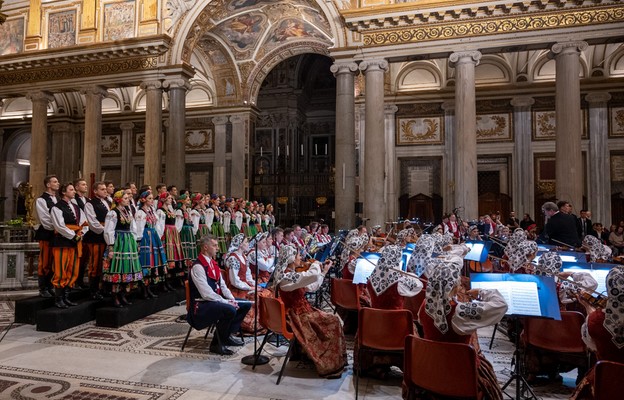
(188, 234), (252, 355)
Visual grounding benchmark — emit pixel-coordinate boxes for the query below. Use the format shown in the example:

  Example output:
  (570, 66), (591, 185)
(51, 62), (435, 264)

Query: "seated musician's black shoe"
(209, 344), (234, 355)
(224, 336), (244, 346)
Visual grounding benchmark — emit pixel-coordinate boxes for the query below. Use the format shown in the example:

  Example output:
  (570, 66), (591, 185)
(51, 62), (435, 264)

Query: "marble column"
(330, 61), (358, 230)
(511, 96), (535, 219)
(552, 41), (587, 210)
(0, 161), (15, 220)
(140, 80), (163, 187)
(230, 114), (248, 198)
(164, 79), (190, 187)
(212, 116), (228, 195)
(586, 92), (611, 226)
(449, 51), (481, 221)
(441, 100), (455, 215)
(384, 104), (398, 224)
(120, 122), (135, 184)
(359, 59), (388, 228)
(26, 91), (53, 195)
(50, 122), (80, 182)
(81, 86), (107, 183)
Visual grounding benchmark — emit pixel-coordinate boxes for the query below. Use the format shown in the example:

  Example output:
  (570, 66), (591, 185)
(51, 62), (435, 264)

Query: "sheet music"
(471, 280), (541, 316)
(563, 267), (610, 295)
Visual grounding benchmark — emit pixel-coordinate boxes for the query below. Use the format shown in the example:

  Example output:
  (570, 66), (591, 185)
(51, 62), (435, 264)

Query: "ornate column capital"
(510, 96), (535, 108)
(585, 92), (611, 105)
(26, 91), (54, 104)
(229, 114), (246, 124)
(384, 104), (398, 115)
(359, 59), (388, 73)
(449, 51), (482, 67)
(212, 116), (229, 126)
(441, 100), (455, 111)
(551, 41), (588, 57)
(330, 61), (359, 76)
(163, 78), (191, 91)
(80, 85), (108, 98)
(119, 122), (135, 131)
(140, 80), (163, 91)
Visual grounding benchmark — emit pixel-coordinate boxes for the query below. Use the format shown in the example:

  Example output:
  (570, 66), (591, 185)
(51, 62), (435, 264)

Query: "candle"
(286, 145), (289, 157)
(325, 144), (328, 155)
(278, 146), (280, 157)
(315, 144), (318, 155)
(300, 144), (303, 156)
(260, 147), (263, 157)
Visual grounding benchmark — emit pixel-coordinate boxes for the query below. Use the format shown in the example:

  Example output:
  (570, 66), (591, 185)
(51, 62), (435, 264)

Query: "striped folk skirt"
(139, 226), (168, 284)
(180, 225), (198, 262)
(211, 222), (227, 254)
(103, 231), (143, 292)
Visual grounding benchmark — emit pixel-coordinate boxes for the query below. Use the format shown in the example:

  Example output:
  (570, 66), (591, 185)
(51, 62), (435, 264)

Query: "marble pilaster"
(140, 80), (163, 186)
(26, 91), (53, 195)
(585, 92), (612, 226)
(384, 104), (398, 224)
(230, 114), (249, 198)
(449, 51), (481, 220)
(552, 41), (587, 210)
(0, 161), (16, 220)
(441, 100), (455, 215)
(330, 61), (358, 230)
(212, 116), (229, 195)
(81, 86), (107, 183)
(511, 96), (535, 219)
(120, 122), (135, 184)
(164, 79), (190, 187)
(359, 59), (388, 228)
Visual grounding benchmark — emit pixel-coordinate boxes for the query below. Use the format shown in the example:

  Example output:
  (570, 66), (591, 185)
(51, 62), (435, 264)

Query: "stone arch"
(246, 40), (331, 104)
(607, 43), (624, 77)
(1, 128), (31, 162)
(395, 61), (443, 92)
(532, 50), (589, 82)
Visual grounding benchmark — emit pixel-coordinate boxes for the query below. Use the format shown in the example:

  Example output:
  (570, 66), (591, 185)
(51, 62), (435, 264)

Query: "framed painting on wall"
(103, 1), (135, 41)
(0, 18), (25, 55)
(396, 116), (443, 145)
(48, 10), (77, 48)
(476, 113), (512, 142)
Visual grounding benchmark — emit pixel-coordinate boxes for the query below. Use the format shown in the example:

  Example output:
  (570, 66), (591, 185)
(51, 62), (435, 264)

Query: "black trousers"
(189, 299), (251, 343)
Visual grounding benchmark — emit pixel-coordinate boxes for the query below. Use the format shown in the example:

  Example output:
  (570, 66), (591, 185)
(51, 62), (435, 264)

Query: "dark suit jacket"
(545, 212), (581, 247)
(576, 217), (594, 238)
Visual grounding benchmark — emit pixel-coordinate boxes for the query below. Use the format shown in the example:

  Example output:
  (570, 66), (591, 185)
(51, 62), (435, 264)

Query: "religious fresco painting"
(610, 107), (624, 137)
(103, 1), (136, 41)
(217, 14), (265, 51)
(227, 0), (279, 11)
(268, 18), (327, 43)
(48, 10), (77, 49)
(0, 18), (24, 55)
(396, 117), (444, 145)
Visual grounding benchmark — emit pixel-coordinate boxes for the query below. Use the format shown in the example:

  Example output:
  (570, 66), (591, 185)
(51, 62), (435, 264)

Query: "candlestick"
(277, 146), (280, 157)
(300, 144), (303, 156)
(260, 147), (263, 157)
(325, 144), (327, 155)
(315, 144), (318, 155)
(286, 145), (289, 157)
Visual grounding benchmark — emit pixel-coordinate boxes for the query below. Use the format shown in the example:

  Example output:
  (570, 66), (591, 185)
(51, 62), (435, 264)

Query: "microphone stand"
(241, 233), (269, 367)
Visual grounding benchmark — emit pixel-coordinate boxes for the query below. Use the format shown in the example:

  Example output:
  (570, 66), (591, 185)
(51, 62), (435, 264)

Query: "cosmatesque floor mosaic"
(0, 300), (577, 399)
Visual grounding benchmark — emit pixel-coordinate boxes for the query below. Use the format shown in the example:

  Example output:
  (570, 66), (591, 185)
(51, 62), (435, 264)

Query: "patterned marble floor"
(0, 300), (577, 399)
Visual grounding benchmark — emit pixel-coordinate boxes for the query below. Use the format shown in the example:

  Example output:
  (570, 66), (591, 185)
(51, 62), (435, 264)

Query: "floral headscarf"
(508, 228), (528, 248)
(506, 240), (538, 272)
(535, 251), (562, 277)
(368, 245), (403, 295)
(407, 234), (435, 276)
(583, 235), (612, 262)
(604, 267), (624, 348)
(347, 233), (369, 251)
(228, 233), (246, 253)
(425, 259), (462, 333)
(272, 244), (300, 288)
(249, 232), (268, 249)
(396, 228), (416, 246)
(431, 232), (453, 254)
(111, 190), (125, 209)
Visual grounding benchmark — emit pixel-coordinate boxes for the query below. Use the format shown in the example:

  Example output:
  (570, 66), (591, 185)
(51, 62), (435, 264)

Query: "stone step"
(95, 288), (185, 328)
(14, 289), (90, 324)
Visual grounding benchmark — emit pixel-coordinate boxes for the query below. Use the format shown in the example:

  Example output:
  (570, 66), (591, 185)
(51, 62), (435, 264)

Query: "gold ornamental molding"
(0, 56), (159, 86)
(362, 5), (624, 47)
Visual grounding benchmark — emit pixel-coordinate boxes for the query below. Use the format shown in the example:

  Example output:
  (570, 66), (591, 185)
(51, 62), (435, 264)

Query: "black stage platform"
(96, 288), (185, 328)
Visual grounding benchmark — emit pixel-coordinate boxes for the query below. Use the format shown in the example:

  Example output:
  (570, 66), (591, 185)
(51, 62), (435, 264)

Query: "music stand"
(471, 273), (561, 400)
(242, 232), (269, 367)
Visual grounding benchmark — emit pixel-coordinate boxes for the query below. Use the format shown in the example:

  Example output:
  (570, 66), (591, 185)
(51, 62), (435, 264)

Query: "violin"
(295, 259), (315, 272)
(578, 290), (607, 309)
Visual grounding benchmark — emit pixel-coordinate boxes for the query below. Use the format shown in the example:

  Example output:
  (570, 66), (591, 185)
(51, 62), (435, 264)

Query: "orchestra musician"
(572, 266), (624, 399)
(416, 256), (507, 400)
(273, 245), (347, 378)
